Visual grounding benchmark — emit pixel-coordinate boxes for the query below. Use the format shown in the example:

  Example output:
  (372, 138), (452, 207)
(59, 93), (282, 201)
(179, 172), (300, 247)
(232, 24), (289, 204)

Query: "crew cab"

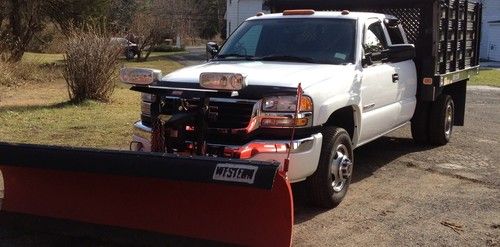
(122, 0), (481, 208)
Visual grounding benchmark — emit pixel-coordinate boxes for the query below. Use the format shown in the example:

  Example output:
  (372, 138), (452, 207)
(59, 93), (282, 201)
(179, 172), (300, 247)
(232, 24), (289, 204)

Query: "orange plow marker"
(0, 143), (294, 246)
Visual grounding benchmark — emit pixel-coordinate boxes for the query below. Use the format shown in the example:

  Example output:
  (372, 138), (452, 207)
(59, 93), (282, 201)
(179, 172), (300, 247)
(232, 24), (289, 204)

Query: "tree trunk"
(143, 48), (153, 61)
(3, 0), (42, 62)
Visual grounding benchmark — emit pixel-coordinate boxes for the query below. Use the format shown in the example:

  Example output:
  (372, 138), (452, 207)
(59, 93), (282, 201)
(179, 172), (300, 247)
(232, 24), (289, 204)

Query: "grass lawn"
(1, 52), (184, 149)
(0, 83), (140, 149)
(23, 51), (186, 71)
(469, 68), (500, 87)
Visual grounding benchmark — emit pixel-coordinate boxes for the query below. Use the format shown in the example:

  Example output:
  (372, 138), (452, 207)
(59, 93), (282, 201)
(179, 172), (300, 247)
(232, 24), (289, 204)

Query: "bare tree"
(0, 1), (48, 62)
(128, 0), (197, 61)
(0, 0), (113, 62)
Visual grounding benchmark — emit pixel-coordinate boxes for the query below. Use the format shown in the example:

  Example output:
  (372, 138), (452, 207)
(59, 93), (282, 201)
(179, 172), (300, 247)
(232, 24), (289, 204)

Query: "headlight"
(262, 95), (313, 112)
(200, 73), (246, 91)
(120, 68), (162, 85)
(258, 95), (313, 128)
(260, 115), (311, 127)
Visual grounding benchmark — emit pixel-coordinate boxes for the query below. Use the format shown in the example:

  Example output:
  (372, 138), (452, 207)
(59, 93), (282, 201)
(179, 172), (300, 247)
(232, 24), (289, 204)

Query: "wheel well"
(441, 80), (467, 126)
(324, 106), (356, 140)
(0, 169), (3, 210)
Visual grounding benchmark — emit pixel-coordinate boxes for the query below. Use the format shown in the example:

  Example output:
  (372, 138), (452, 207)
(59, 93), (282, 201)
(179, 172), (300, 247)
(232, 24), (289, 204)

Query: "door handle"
(392, 73), (400, 83)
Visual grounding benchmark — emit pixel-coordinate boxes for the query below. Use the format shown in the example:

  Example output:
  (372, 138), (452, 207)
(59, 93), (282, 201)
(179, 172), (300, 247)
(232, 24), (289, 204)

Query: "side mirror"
(362, 53), (373, 67)
(387, 44), (415, 63)
(206, 42), (219, 60)
(362, 51), (387, 67)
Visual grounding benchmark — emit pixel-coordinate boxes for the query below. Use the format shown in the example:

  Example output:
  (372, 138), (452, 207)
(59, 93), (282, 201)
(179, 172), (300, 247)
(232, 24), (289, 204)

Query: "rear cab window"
(364, 21), (388, 54)
(384, 18), (407, 45)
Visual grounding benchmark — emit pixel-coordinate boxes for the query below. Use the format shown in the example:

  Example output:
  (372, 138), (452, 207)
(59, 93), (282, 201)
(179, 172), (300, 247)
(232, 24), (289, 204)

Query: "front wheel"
(125, 49), (136, 60)
(306, 127), (354, 209)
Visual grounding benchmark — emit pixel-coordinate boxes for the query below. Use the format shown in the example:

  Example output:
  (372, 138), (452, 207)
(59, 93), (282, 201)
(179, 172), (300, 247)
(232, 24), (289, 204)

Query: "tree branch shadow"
(0, 100), (86, 112)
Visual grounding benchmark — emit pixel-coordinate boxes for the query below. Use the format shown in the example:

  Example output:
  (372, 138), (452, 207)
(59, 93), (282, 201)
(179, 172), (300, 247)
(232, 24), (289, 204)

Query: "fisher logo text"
(212, 164), (258, 184)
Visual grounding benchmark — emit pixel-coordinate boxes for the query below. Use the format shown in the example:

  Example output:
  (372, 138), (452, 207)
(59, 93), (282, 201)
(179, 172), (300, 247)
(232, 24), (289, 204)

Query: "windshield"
(217, 18), (357, 64)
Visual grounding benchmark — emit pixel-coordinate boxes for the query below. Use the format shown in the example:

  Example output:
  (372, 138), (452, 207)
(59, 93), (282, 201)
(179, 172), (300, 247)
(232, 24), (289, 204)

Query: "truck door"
(359, 19), (400, 143)
(383, 20), (417, 126)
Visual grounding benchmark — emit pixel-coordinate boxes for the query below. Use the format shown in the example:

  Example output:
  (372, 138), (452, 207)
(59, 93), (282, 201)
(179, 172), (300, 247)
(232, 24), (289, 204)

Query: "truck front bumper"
(131, 121), (152, 152)
(131, 121), (322, 182)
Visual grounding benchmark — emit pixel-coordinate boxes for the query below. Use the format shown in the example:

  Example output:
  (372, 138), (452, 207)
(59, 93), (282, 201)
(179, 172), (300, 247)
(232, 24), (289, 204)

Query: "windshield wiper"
(256, 55), (316, 63)
(216, 53), (255, 60)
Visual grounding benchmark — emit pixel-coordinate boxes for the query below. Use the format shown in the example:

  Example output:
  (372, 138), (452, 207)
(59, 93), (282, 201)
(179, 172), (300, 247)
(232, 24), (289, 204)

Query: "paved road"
(1, 87), (499, 246)
(166, 46), (206, 66)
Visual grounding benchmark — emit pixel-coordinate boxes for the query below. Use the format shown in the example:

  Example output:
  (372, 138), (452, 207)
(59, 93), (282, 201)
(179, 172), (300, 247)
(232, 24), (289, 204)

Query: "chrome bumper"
(131, 121), (323, 182)
(131, 121), (152, 152)
(248, 133), (322, 183)
(132, 120), (317, 153)
(133, 121), (152, 140)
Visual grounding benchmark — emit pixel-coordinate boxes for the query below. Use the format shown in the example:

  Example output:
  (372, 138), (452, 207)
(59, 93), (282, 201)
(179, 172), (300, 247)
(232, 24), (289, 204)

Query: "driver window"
(227, 25), (263, 56)
(364, 21), (388, 54)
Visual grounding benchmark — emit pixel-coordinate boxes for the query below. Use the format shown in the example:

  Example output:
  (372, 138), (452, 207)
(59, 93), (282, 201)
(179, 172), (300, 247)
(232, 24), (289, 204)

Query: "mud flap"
(0, 143), (293, 246)
(0, 168), (3, 211)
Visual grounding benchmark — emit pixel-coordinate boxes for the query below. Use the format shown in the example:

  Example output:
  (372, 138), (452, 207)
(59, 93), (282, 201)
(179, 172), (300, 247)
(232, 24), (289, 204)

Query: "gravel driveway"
(293, 87), (500, 247)
(1, 86), (499, 246)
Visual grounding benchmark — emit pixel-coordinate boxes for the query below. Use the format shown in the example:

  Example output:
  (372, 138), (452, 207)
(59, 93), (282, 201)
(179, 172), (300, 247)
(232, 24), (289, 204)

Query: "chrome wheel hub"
(331, 144), (353, 192)
(444, 103), (453, 137)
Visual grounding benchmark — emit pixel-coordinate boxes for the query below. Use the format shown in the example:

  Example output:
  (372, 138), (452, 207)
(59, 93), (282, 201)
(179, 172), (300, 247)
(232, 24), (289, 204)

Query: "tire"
(428, 95), (455, 145)
(411, 102), (430, 144)
(306, 127), (354, 209)
(125, 49), (136, 60)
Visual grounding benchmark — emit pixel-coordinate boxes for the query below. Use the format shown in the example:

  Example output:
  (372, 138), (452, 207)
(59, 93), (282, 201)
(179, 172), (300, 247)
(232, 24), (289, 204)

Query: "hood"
(161, 61), (355, 90)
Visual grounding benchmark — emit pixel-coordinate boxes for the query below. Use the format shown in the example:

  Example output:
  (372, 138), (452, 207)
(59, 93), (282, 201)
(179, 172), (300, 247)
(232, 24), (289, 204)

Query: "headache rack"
(268, 0), (482, 102)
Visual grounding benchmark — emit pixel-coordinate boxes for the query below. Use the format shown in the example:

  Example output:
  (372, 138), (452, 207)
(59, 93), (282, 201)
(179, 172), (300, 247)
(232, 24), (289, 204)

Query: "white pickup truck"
(123, 1), (481, 208)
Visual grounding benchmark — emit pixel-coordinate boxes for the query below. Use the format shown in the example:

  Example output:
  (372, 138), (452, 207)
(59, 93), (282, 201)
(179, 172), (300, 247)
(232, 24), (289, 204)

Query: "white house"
(480, 0), (500, 61)
(226, 0), (268, 36)
(226, 0), (499, 61)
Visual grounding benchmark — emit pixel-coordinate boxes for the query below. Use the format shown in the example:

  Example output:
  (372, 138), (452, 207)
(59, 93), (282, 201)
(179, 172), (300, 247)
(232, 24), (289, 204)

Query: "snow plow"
(0, 143), (294, 246)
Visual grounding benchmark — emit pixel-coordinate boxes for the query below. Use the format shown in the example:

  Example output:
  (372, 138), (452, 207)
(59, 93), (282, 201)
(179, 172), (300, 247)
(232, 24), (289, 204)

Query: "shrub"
(63, 29), (121, 103)
(0, 62), (16, 87)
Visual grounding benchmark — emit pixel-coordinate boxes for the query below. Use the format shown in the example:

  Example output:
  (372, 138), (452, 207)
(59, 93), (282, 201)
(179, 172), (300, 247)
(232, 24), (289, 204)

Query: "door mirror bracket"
(206, 42), (219, 61)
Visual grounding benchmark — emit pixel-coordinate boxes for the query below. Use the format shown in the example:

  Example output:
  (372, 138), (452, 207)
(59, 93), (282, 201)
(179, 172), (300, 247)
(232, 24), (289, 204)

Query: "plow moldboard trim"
(0, 142), (279, 189)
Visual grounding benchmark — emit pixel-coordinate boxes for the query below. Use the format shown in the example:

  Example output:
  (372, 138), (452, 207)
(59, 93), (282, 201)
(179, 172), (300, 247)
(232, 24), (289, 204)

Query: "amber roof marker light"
(341, 10), (350, 15)
(283, 9), (315, 16)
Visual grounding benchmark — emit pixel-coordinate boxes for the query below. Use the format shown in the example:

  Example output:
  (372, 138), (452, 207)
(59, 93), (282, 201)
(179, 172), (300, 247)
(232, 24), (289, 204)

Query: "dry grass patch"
(0, 80), (140, 149)
(0, 55), (182, 149)
(0, 61), (60, 87)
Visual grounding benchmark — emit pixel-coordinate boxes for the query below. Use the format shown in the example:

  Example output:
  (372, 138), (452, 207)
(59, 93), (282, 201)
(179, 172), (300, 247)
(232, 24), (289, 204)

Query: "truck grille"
(142, 98), (256, 131)
(209, 100), (255, 129)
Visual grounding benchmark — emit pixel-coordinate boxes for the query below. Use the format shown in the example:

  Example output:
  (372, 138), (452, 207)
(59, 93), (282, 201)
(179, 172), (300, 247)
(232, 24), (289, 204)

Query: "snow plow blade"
(0, 143), (293, 246)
